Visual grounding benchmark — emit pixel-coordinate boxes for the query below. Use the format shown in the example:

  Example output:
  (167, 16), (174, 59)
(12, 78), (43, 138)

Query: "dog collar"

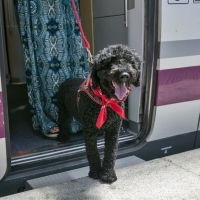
(78, 79), (130, 129)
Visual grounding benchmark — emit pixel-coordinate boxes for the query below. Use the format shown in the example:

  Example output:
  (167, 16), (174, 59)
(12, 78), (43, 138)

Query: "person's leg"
(13, 0), (89, 137)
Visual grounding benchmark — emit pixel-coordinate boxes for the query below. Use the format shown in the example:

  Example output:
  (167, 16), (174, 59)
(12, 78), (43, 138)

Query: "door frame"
(0, 0), (11, 182)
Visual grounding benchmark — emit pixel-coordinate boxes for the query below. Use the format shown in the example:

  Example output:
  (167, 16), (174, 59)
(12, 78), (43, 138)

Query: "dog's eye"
(111, 65), (118, 69)
(110, 65), (119, 74)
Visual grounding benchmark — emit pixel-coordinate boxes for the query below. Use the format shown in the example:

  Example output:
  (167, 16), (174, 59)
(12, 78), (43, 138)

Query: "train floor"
(7, 84), (130, 157)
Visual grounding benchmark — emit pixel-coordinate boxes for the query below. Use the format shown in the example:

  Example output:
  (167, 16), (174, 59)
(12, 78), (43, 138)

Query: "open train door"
(0, 0), (11, 182)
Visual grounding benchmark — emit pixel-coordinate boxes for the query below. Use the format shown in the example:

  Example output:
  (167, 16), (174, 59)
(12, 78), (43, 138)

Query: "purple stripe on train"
(0, 92), (5, 138)
(156, 66), (200, 106)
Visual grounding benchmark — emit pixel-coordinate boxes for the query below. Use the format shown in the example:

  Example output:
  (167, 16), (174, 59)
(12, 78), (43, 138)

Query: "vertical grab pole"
(6, 0), (12, 34)
(124, 0), (128, 27)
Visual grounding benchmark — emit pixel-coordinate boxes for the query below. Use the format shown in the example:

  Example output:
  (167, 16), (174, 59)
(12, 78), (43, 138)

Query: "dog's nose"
(120, 72), (130, 82)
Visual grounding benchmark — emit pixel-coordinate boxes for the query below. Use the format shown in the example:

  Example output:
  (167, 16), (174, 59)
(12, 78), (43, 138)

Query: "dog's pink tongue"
(114, 83), (127, 100)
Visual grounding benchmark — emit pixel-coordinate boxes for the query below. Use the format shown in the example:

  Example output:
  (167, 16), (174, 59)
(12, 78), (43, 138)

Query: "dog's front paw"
(100, 169), (117, 183)
(88, 168), (102, 179)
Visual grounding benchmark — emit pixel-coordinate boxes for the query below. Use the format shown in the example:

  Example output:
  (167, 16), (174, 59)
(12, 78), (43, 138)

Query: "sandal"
(43, 127), (60, 138)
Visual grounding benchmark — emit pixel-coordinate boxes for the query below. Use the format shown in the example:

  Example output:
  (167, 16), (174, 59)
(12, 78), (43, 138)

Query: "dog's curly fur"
(57, 44), (141, 183)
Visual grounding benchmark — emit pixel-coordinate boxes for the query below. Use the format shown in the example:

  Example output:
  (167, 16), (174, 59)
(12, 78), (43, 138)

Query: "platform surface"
(1, 149), (200, 200)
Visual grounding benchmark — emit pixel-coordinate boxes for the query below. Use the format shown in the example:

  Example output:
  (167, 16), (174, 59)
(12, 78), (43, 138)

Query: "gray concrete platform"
(2, 149), (200, 200)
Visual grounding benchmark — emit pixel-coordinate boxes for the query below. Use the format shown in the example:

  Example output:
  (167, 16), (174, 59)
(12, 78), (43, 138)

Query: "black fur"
(57, 44), (141, 183)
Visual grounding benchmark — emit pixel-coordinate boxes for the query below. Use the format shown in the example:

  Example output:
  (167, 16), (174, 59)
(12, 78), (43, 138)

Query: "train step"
(25, 155), (145, 190)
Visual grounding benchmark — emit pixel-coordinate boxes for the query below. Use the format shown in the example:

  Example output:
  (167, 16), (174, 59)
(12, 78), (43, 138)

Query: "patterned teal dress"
(13, 0), (89, 134)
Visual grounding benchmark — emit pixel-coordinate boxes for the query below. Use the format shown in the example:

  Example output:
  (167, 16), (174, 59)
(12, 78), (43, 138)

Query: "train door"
(0, 0), (147, 192)
(1, 0), (144, 161)
(1, 0), (151, 183)
(0, 0), (10, 182)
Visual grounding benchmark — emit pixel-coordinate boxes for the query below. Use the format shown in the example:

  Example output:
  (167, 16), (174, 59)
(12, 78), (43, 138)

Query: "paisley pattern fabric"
(13, 0), (89, 134)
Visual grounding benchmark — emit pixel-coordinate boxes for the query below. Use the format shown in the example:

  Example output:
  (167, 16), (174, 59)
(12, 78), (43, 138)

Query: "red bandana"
(89, 80), (130, 129)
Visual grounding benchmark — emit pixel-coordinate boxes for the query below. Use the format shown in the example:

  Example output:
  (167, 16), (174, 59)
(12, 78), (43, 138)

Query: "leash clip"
(86, 48), (94, 64)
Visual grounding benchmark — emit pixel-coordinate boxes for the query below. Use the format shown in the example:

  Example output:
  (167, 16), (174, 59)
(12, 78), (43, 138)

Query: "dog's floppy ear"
(132, 70), (140, 87)
(90, 67), (100, 89)
(124, 45), (141, 87)
(131, 55), (141, 87)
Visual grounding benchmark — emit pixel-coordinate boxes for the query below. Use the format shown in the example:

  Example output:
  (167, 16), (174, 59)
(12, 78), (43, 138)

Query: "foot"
(43, 127), (60, 138)
(50, 127), (60, 133)
(100, 169), (117, 183)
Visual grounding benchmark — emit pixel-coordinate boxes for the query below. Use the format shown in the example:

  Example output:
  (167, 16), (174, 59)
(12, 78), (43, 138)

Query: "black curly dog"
(57, 44), (141, 183)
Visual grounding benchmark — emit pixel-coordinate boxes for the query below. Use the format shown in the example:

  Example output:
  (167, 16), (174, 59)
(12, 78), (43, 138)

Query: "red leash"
(71, 0), (93, 85)
(71, 0), (90, 50)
